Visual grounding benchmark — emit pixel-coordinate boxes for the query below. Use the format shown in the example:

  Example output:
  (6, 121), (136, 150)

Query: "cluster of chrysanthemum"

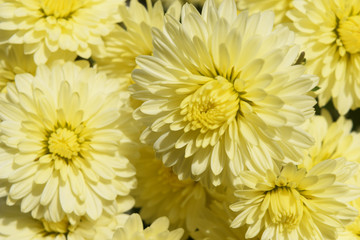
(1, 0), (360, 239)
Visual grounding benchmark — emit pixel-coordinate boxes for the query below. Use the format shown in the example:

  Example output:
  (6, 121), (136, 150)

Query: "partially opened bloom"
(0, 197), (131, 240)
(288, 0), (360, 114)
(132, 0), (318, 186)
(94, 0), (181, 90)
(112, 213), (184, 240)
(0, 0), (124, 64)
(132, 146), (219, 237)
(0, 61), (137, 222)
(230, 159), (360, 239)
(302, 111), (360, 171)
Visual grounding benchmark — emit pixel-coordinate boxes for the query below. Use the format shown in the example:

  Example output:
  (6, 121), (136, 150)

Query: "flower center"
(180, 77), (239, 133)
(48, 128), (81, 160)
(40, 0), (83, 18)
(267, 187), (303, 231)
(338, 15), (360, 54)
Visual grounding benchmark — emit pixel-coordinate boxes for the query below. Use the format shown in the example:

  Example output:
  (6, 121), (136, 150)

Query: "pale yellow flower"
(237, 0), (295, 24)
(0, 44), (76, 92)
(287, 0), (360, 115)
(94, 0), (181, 90)
(132, 0), (318, 186)
(0, 61), (137, 222)
(0, 0), (124, 64)
(132, 146), (220, 238)
(287, 112), (360, 239)
(230, 159), (360, 240)
(0, 45), (36, 92)
(0, 197), (132, 240)
(192, 113), (360, 240)
(302, 111), (360, 171)
(112, 213), (184, 240)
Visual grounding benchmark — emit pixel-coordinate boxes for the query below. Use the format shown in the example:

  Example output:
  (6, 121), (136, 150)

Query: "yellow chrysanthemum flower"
(237, 0), (295, 25)
(0, 61), (137, 222)
(0, 44), (76, 92)
(283, 112), (360, 239)
(0, 45), (36, 92)
(0, 197), (131, 240)
(112, 213), (184, 240)
(302, 111), (360, 171)
(192, 113), (360, 240)
(0, 0), (124, 64)
(132, 146), (220, 238)
(287, 0), (360, 115)
(132, 0), (318, 186)
(94, 0), (181, 90)
(159, 0), (291, 22)
(230, 159), (360, 240)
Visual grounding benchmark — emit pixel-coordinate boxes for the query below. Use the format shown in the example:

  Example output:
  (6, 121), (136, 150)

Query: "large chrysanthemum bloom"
(287, 0), (360, 115)
(237, 0), (295, 25)
(131, 0), (318, 186)
(0, 0), (124, 65)
(0, 197), (132, 240)
(112, 213), (184, 240)
(0, 61), (137, 222)
(94, 0), (181, 90)
(132, 146), (222, 238)
(0, 44), (76, 93)
(230, 159), (360, 240)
